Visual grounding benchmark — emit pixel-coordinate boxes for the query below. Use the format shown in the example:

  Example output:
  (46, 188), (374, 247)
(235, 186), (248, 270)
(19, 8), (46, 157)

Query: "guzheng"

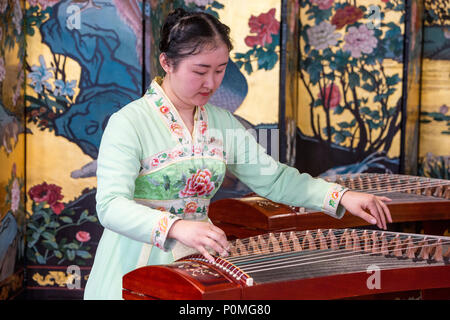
(123, 228), (450, 300)
(209, 173), (450, 238)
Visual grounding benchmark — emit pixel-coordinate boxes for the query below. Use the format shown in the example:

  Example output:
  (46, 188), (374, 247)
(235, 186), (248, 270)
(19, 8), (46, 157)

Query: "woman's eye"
(216, 69), (225, 74)
(194, 71), (206, 75)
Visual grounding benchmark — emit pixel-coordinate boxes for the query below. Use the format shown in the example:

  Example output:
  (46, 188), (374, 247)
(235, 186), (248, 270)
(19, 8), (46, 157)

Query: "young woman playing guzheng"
(84, 8), (392, 300)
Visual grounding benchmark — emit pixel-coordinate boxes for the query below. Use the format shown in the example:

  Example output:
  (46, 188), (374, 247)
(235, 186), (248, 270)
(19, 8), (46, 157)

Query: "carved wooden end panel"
(123, 260), (242, 300)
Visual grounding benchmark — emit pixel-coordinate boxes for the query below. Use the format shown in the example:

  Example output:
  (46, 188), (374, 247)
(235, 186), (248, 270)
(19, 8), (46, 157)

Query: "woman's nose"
(203, 73), (215, 90)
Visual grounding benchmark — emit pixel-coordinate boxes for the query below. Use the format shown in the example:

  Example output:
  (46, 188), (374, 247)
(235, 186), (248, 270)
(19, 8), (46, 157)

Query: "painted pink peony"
(312, 0), (334, 10)
(331, 5), (364, 29)
(27, 0), (61, 10)
(28, 182), (65, 214)
(343, 24), (378, 58)
(318, 83), (341, 109)
(76, 231), (91, 243)
(245, 8), (280, 47)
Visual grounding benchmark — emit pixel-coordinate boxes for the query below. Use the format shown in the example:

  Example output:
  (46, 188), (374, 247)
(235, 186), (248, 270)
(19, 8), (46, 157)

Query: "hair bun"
(160, 8), (190, 52)
(167, 8), (189, 24)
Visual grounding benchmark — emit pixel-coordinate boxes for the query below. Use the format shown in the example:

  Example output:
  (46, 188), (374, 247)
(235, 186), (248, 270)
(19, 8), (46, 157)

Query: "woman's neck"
(160, 77), (196, 133)
(161, 77), (196, 117)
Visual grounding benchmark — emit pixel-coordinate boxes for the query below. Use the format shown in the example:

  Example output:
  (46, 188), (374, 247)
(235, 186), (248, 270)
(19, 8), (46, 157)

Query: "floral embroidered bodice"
(133, 78), (226, 223)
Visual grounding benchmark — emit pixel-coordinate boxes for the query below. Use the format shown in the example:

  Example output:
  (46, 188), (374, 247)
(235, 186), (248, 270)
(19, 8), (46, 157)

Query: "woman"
(84, 8), (392, 300)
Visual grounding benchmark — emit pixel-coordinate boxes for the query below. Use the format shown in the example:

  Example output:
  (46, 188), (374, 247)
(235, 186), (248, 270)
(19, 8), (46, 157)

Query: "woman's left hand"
(340, 190), (393, 230)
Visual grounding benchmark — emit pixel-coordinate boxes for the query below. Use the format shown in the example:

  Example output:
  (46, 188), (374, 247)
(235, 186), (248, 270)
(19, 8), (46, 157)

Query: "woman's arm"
(95, 111), (181, 250)
(222, 111), (392, 229)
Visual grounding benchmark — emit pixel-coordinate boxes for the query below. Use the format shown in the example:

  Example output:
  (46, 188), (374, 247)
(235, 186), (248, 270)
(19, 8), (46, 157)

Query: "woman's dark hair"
(159, 8), (233, 68)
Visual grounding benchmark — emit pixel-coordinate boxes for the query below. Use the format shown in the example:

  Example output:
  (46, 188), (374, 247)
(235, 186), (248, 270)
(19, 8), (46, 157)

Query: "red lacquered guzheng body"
(209, 174), (450, 238)
(122, 228), (450, 300)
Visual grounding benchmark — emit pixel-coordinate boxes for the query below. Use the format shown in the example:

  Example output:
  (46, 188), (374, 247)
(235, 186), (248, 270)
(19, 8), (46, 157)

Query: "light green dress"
(84, 78), (348, 300)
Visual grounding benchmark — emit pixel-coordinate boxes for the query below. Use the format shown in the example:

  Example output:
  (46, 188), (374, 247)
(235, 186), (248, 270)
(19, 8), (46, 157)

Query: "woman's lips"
(199, 92), (210, 96)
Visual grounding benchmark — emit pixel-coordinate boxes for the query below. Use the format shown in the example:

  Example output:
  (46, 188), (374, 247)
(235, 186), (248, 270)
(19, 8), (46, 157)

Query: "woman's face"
(161, 42), (229, 109)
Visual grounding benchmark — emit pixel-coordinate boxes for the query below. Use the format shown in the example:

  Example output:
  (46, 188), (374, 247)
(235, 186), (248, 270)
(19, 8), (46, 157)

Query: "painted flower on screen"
(0, 57), (5, 82)
(53, 79), (77, 97)
(343, 24), (378, 58)
(318, 83), (341, 109)
(331, 5), (364, 29)
(311, 0), (334, 10)
(11, 179), (20, 213)
(27, 0), (61, 10)
(28, 182), (65, 214)
(244, 8), (280, 47)
(76, 231), (91, 243)
(307, 21), (340, 50)
(27, 55), (53, 94)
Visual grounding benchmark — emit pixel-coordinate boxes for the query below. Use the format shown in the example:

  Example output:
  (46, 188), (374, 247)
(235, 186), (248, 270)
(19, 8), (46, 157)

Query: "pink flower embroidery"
(151, 158), (160, 167)
(199, 121), (207, 135)
(179, 169), (215, 198)
(318, 83), (341, 109)
(210, 148), (221, 156)
(168, 149), (183, 159)
(184, 202), (198, 214)
(170, 123), (184, 137)
(159, 105), (169, 114)
(245, 8), (280, 47)
(76, 231), (91, 243)
(192, 145), (203, 155)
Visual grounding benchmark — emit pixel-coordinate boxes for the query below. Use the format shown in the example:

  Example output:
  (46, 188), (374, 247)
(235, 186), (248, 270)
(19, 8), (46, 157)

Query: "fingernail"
(371, 218), (377, 224)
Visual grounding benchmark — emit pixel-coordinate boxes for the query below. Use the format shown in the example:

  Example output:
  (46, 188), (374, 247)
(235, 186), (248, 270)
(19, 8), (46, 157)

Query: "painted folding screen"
(419, 0), (450, 179)
(0, 0), (26, 300)
(11, 0), (285, 299)
(296, 0), (422, 177)
(23, 0), (144, 299)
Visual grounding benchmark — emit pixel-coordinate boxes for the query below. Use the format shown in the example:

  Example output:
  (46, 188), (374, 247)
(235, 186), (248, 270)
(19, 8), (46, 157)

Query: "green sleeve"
(222, 112), (347, 218)
(95, 111), (180, 250)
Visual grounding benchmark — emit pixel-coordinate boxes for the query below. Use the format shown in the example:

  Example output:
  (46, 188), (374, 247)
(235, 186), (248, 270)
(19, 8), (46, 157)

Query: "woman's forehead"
(183, 45), (229, 67)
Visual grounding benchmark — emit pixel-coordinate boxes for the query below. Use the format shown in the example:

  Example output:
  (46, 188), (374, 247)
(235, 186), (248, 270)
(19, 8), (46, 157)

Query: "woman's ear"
(159, 53), (172, 74)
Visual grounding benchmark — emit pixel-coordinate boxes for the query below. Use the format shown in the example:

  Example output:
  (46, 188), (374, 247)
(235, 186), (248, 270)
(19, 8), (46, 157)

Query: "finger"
(209, 225), (228, 243)
(197, 246), (215, 263)
(364, 199), (382, 229)
(379, 196), (392, 202)
(207, 227), (229, 253)
(377, 197), (393, 223)
(210, 224), (227, 238)
(374, 200), (386, 230)
(202, 237), (229, 257)
(354, 209), (377, 226)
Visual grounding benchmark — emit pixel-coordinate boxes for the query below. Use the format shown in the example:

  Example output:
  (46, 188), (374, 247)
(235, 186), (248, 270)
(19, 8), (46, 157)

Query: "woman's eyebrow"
(193, 62), (228, 67)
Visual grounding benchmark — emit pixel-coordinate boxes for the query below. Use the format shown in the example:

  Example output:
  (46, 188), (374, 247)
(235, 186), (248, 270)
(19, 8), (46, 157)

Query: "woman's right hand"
(167, 220), (229, 262)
